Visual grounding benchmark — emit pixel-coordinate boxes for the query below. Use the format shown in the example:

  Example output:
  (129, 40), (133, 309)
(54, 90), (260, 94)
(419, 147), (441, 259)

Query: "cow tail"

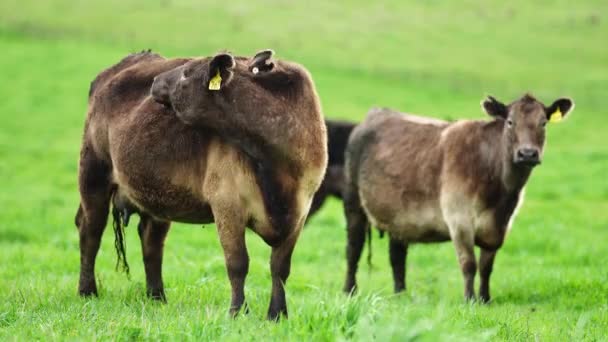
(112, 205), (130, 277)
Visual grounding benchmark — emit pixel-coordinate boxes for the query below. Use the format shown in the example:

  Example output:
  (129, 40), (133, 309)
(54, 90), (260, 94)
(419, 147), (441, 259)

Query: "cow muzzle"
(514, 147), (541, 166)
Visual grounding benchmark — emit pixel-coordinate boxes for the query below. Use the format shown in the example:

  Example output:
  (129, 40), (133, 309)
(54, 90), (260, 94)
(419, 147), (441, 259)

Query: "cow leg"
(214, 210), (249, 317)
(389, 237), (408, 293)
(307, 165), (345, 220)
(342, 189), (369, 294)
(137, 216), (170, 302)
(267, 225), (302, 321)
(479, 248), (497, 303)
(450, 228), (476, 301)
(76, 144), (112, 297)
(306, 184), (328, 220)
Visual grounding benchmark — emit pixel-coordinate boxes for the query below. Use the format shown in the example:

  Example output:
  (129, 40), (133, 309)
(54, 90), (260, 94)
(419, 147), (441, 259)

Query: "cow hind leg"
(389, 237), (408, 293)
(137, 215), (170, 302)
(342, 188), (369, 294)
(267, 224), (302, 321)
(76, 144), (112, 297)
(479, 248), (497, 303)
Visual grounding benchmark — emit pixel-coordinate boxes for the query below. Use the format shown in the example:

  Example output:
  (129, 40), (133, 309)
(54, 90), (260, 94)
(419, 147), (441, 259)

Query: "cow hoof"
(147, 289), (167, 303)
(78, 284), (98, 297)
(267, 308), (287, 322)
(464, 294), (477, 303)
(229, 303), (249, 318)
(78, 289), (98, 298)
(343, 283), (357, 296)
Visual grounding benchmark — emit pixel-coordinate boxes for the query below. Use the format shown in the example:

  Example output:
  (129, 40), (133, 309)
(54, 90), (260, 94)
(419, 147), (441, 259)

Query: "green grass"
(1, 0), (607, 340)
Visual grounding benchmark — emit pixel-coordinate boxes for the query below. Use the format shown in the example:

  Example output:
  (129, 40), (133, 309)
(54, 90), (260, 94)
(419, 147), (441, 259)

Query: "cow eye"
(506, 119), (513, 127)
(541, 120), (547, 127)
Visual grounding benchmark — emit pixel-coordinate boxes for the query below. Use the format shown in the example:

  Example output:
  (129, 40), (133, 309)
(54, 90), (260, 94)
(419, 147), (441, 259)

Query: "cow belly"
(391, 225), (451, 243)
(112, 170), (214, 223)
(361, 194), (450, 243)
(392, 205), (450, 242)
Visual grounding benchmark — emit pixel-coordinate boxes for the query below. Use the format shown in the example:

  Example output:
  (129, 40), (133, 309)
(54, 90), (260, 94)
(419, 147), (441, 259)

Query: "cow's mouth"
(513, 158), (541, 167)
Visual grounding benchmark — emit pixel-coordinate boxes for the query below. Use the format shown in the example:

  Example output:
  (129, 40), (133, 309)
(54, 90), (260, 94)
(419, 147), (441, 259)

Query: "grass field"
(0, 0), (607, 340)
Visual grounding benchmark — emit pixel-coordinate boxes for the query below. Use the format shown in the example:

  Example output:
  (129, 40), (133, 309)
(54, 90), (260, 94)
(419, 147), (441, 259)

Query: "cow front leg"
(137, 216), (170, 302)
(267, 225), (302, 321)
(215, 211), (249, 317)
(479, 248), (497, 303)
(450, 227), (476, 301)
(389, 237), (408, 293)
(306, 184), (328, 220)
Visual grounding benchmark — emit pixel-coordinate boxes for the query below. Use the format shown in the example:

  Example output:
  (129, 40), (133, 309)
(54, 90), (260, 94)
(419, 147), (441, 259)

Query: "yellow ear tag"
(208, 70), (222, 91)
(549, 108), (563, 123)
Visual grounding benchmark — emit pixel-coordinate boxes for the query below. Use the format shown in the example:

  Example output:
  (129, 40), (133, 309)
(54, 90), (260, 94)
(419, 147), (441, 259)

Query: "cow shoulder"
(440, 120), (499, 190)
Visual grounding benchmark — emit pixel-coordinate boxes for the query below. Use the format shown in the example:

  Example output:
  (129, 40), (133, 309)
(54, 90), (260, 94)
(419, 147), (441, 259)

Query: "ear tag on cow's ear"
(549, 108), (563, 123)
(208, 70), (222, 91)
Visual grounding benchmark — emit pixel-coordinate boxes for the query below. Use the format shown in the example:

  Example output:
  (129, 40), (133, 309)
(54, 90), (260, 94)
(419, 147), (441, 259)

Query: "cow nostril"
(518, 148), (538, 159)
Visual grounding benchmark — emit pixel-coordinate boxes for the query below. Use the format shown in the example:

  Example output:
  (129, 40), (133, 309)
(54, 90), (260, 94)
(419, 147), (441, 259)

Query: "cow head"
(482, 94), (574, 167)
(151, 49), (311, 126)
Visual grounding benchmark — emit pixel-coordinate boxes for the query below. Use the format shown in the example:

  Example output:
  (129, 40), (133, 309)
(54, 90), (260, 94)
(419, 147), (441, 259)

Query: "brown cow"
(342, 94), (574, 302)
(75, 49), (327, 320)
(307, 119), (356, 220)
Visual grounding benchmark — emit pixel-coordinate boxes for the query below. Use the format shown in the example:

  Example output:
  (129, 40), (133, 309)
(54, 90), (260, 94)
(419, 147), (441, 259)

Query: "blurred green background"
(0, 0), (606, 340)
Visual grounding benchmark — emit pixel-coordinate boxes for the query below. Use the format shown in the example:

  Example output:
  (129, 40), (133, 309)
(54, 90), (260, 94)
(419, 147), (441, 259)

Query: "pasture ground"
(0, 1), (607, 340)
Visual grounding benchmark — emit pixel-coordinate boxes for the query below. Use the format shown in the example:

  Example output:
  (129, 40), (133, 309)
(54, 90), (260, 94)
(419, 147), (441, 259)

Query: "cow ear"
(545, 98), (574, 123)
(151, 65), (184, 107)
(208, 53), (235, 91)
(250, 49), (275, 74)
(481, 95), (508, 119)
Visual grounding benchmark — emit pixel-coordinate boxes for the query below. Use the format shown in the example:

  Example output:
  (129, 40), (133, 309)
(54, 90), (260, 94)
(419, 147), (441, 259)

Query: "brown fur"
(75, 49), (327, 320)
(343, 94), (574, 302)
(307, 119), (356, 220)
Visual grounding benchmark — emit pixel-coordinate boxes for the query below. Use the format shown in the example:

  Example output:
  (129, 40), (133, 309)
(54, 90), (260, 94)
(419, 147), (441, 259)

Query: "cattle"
(307, 119), (356, 220)
(342, 94), (574, 302)
(75, 49), (327, 320)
